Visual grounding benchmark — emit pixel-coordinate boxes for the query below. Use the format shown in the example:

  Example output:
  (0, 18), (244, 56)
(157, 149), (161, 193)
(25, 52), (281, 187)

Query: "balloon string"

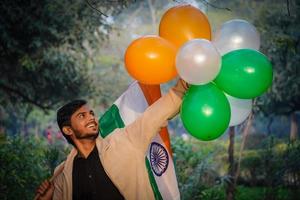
(234, 107), (255, 186)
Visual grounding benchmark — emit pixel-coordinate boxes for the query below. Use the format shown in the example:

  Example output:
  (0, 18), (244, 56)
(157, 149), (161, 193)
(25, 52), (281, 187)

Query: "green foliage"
(171, 136), (225, 200)
(239, 150), (264, 186)
(244, 133), (268, 150)
(253, 0), (300, 115)
(0, 135), (68, 200)
(200, 185), (225, 200)
(199, 186), (295, 200)
(172, 135), (300, 200)
(0, 0), (131, 110)
(237, 186), (295, 200)
(0, 0), (134, 136)
(236, 186), (266, 200)
(281, 142), (300, 187)
(238, 137), (300, 195)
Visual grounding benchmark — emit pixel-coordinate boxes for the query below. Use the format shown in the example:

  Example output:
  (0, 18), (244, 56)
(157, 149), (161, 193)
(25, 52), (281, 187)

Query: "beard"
(73, 130), (99, 140)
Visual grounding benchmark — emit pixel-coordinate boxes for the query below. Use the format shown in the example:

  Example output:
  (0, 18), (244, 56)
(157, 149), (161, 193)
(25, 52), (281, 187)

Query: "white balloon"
(213, 19), (260, 55)
(176, 39), (221, 85)
(225, 94), (252, 126)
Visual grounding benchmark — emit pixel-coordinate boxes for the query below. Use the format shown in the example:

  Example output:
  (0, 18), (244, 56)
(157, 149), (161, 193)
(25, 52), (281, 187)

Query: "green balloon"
(214, 49), (273, 99)
(180, 83), (231, 141)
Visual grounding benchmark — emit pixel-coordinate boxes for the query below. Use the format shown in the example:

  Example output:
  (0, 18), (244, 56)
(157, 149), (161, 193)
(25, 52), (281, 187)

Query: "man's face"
(69, 104), (99, 140)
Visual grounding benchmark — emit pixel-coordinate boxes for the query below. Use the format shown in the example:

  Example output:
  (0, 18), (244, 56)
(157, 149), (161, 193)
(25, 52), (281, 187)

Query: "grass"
(199, 186), (299, 200)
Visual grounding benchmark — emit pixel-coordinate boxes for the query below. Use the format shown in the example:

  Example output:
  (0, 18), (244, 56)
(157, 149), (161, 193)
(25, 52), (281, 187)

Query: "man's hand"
(172, 78), (190, 99)
(180, 78), (190, 90)
(35, 179), (54, 200)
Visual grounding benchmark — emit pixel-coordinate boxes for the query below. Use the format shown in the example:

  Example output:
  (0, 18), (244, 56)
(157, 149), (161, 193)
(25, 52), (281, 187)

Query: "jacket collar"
(62, 137), (108, 176)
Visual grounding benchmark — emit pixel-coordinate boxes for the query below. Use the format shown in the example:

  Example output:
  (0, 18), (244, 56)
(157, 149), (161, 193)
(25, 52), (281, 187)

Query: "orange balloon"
(124, 35), (177, 84)
(159, 5), (211, 48)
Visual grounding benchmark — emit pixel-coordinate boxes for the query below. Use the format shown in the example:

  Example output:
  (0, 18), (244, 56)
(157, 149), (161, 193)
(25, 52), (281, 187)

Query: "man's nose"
(88, 113), (95, 120)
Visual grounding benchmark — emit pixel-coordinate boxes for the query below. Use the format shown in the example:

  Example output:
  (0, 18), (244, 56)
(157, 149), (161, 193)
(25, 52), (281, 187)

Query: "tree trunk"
(226, 126), (236, 200)
(267, 116), (274, 136)
(0, 106), (4, 134)
(290, 112), (298, 142)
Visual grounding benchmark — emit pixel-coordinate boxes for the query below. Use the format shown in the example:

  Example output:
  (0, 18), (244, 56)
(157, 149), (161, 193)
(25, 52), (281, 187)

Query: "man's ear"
(62, 126), (73, 136)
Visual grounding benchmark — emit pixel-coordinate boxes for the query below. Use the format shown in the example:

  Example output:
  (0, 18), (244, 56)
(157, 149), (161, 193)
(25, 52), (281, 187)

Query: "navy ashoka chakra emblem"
(149, 142), (169, 176)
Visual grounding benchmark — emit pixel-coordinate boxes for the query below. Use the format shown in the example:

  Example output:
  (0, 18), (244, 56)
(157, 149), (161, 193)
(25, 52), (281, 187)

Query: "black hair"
(57, 99), (87, 146)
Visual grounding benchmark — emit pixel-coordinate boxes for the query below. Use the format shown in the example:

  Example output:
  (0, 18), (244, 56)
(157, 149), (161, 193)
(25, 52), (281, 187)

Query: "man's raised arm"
(124, 79), (188, 153)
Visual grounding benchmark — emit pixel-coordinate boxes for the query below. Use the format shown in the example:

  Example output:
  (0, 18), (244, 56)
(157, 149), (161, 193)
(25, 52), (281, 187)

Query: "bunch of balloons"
(124, 5), (273, 141)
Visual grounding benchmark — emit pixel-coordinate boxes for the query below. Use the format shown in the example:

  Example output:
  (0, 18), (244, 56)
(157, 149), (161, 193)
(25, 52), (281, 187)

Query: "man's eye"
(78, 114), (84, 118)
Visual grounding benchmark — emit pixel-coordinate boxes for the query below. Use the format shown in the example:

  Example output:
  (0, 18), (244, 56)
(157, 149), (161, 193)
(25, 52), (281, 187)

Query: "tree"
(0, 0), (135, 135)
(254, 0), (300, 142)
(205, 2), (299, 200)
(0, 0), (131, 110)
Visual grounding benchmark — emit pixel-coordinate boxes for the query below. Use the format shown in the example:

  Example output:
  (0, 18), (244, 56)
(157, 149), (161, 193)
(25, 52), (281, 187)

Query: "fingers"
(42, 180), (50, 190)
(36, 180), (51, 195)
(179, 78), (189, 90)
(40, 182), (54, 200)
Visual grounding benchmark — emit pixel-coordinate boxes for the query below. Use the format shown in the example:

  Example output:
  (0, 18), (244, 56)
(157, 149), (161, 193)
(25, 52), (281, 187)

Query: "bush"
(239, 138), (300, 188)
(0, 135), (68, 200)
(172, 135), (300, 200)
(200, 185), (225, 200)
(171, 136), (223, 200)
(199, 186), (295, 200)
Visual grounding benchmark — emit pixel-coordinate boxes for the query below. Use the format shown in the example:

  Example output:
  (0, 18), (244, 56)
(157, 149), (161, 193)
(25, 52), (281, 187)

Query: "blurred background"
(0, 0), (299, 199)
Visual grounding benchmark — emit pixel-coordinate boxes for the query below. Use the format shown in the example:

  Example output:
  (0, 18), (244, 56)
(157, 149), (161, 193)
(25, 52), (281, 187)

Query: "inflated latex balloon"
(124, 35), (177, 84)
(159, 4), (211, 48)
(176, 39), (221, 85)
(214, 49), (273, 99)
(213, 19), (260, 55)
(180, 83), (230, 141)
(225, 93), (252, 126)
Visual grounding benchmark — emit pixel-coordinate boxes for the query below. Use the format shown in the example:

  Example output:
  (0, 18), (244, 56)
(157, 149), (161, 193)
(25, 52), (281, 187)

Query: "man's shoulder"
(53, 147), (77, 175)
(97, 128), (133, 150)
(99, 128), (124, 141)
(54, 161), (65, 174)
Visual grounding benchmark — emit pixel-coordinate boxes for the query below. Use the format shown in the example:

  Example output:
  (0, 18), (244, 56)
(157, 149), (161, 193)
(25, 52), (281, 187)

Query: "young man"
(36, 79), (188, 200)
